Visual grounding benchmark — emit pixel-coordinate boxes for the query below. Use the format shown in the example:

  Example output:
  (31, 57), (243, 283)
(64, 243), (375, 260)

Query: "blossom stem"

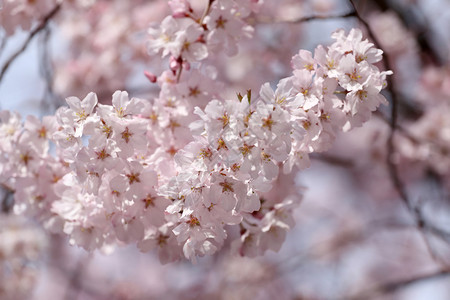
(176, 64), (183, 83)
(199, 0), (215, 24)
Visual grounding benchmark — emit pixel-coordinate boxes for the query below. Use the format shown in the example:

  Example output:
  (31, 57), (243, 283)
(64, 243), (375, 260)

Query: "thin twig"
(39, 25), (58, 115)
(311, 153), (355, 167)
(347, 268), (450, 300)
(348, 0), (403, 218)
(199, 0), (215, 24)
(252, 11), (357, 24)
(0, 32), (8, 58)
(0, 4), (61, 84)
(370, 0), (443, 65)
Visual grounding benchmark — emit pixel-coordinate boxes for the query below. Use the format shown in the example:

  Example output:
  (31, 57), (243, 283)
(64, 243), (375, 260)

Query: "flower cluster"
(160, 28), (391, 260)
(0, 23), (391, 262)
(148, 0), (257, 66)
(0, 110), (67, 229)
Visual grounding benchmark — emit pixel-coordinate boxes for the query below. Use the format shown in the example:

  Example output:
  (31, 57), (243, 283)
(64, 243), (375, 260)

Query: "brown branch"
(252, 11), (357, 24)
(38, 25), (59, 114)
(311, 153), (355, 168)
(349, 0), (404, 203)
(199, 0), (215, 24)
(0, 33), (8, 58)
(0, 4), (61, 84)
(348, 269), (450, 300)
(348, 0), (404, 224)
(370, 0), (443, 65)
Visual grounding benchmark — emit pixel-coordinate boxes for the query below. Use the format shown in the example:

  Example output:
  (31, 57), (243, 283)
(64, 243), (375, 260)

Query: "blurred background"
(1, 0), (450, 299)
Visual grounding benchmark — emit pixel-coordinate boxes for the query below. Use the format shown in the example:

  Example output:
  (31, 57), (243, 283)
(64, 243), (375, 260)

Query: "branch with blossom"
(4, 0), (450, 299)
(0, 0), (392, 264)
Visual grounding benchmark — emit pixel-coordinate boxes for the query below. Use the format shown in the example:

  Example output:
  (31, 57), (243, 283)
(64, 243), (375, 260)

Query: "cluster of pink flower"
(0, 0), (391, 263)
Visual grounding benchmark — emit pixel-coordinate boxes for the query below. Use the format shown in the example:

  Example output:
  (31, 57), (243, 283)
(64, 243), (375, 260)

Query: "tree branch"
(0, 4), (61, 84)
(252, 11), (357, 24)
(311, 153), (355, 168)
(38, 25), (59, 114)
(348, 269), (450, 300)
(0, 32), (8, 58)
(369, 0), (443, 65)
(348, 0), (410, 214)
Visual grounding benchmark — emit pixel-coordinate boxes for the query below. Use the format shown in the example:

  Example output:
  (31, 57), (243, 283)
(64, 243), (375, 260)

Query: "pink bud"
(183, 62), (191, 71)
(144, 71), (157, 83)
(172, 12), (188, 18)
(170, 56), (181, 73)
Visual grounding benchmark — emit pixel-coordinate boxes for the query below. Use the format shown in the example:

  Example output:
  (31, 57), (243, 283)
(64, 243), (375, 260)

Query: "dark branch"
(311, 153), (355, 168)
(286, 11), (357, 23)
(0, 4), (61, 84)
(1, 183), (15, 213)
(38, 25), (59, 114)
(347, 1), (400, 208)
(0, 32), (8, 58)
(369, 0), (443, 65)
(252, 11), (357, 24)
(348, 269), (450, 300)
(348, 0), (405, 205)
(1, 192), (12, 213)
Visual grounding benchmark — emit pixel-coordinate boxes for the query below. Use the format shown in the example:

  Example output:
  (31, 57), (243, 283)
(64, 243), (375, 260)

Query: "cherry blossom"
(0, 0), (392, 263)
